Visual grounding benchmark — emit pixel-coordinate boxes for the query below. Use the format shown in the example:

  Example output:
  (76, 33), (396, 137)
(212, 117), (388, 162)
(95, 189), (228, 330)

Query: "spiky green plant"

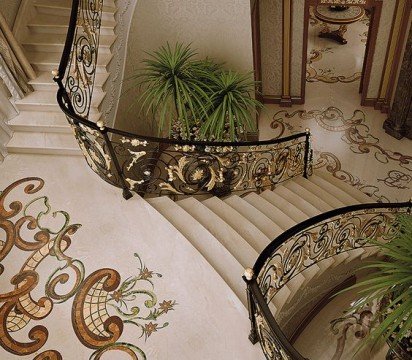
(126, 42), (214, 137)
(125, 42), (263, 141)
(200, 70), (261, 141)
(344, 213), (412, 352)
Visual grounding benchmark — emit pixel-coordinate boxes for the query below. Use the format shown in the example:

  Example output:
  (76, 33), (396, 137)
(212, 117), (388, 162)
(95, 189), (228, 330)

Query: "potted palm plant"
(125, 42), (262, 141)
(344, 214), (412, 357)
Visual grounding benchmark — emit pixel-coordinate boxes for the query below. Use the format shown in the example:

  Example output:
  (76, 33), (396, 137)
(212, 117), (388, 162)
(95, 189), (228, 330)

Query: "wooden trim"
(281, 0), (293, 107)
(376, 0), (412, 111)
(300, 1), (311, 104)
(290, 276), (356, 345)
(251, 0), (263, 103)
(263, 95), (304, 105)
(360, 1), (382, 107)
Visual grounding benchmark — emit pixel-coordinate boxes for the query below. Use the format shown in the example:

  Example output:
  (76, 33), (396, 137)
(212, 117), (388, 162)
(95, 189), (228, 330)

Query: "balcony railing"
(244, 202), (411, 359)
(53, 0), (312, 200)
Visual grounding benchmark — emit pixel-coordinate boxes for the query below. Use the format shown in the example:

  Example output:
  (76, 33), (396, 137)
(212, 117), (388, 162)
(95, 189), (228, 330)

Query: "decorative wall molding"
(383, 22), (412, 140)
(375, 0), (412, 113)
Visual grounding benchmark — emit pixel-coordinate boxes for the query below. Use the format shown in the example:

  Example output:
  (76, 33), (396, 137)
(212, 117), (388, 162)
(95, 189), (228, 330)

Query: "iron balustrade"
(53, 0), (313, 200)
(244, 202), (411, 360)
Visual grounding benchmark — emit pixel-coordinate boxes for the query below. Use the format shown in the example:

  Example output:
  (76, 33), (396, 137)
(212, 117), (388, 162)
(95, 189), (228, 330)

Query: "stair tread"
(243, 192), (296, 231)
(7, 132), (81, 155)
(22, 33), (116, 47)
(9, 111), (100, 126)
(28, 13), (116, 28)
(273, 185), (320, 217)
(30, 71), (109, 88)
(9, 111), (69, 128)
(309, 174), (361, 205)
(316, 171), (371, 204)
(14, 90), (104, 108)
(224, 195), (284, 240)
(283, 180), (333, 213)
(147, 196), (247, 305)
(294, 176), (346, 208)
(26, 50), (112, 67)
(7, 131), (77, 147)
(177, 197), (258, 269)
(259, 190), (308, 223)
(33, 0), (116, 13)
(202, 197), (271, 254)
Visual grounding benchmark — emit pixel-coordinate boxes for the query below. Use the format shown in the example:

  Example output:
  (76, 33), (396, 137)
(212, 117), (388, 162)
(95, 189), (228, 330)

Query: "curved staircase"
(147, 171), (372, 307)
(6, 0), (117, 155)
(4, 1), (410, 359)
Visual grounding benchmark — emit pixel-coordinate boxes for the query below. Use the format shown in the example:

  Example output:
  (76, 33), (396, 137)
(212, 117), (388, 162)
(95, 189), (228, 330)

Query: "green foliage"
(344, 214), (412, 351)
(200, 70), (263, 141)
(126, 42), (261, 141)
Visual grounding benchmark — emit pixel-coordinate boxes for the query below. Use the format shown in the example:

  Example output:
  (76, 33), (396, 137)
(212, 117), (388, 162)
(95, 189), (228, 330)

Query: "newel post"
(244, 268), (259, 344)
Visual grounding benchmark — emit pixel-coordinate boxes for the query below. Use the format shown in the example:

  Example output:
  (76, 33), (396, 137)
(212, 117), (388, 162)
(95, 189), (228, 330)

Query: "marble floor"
(0, 155), (263, 360)
(294, 288), (388, 360)
(259, 9), (412, 203)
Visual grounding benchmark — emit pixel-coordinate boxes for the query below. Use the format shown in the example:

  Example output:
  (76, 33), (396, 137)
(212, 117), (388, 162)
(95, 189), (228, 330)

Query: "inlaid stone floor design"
(294, 288), (388, 360)
(259, 10), (411, 203)
(0, 155), (263, 360)
(307, 6), (369, 83)
(259, 81), (411, 203)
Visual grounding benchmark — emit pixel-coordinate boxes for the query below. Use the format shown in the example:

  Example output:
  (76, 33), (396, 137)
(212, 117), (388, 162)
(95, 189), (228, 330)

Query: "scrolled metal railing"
(53, 0), (313, 200)
(244, 201), (411, 360)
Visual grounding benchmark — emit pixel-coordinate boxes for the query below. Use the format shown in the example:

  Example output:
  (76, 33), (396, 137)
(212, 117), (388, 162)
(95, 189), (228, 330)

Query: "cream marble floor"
(259, 10), (411, 203)
(0, 154), (264, 360)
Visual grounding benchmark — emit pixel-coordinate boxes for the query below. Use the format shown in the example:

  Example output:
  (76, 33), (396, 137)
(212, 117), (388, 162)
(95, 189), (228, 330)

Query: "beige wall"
(260, 0), (282, 96)
(0, 0), (22, 28)
(115, 0), (254, 135)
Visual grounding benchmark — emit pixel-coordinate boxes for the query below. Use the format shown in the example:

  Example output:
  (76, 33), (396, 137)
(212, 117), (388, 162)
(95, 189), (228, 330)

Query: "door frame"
(300, 0), (382, 106)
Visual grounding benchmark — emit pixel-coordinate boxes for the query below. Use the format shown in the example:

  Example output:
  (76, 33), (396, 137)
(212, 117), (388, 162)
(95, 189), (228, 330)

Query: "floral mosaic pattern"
(0, 178), (176, 359)
(269, 106), (412, 202)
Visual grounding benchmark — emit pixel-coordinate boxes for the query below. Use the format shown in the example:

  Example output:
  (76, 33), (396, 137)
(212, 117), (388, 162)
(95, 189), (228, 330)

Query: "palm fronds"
(124, 42), (263, 141)
(200, 70), (261, 141)
(126, 42), (213, 137)
(342, 214), (412, 351)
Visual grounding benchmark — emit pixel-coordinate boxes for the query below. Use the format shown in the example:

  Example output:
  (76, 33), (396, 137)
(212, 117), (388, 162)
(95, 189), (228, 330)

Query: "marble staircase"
(6, 0), (117, 155)
(147, 171), (373, 307)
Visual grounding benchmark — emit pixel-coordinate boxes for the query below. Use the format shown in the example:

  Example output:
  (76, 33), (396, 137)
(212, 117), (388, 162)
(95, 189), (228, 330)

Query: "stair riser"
(28, 24), (115, 36)
(35, 6), (115, 21)
(23, 43), (113, 54)
(32, 62), (110, 74)
(8, 147), (82, 156)
(30, 82), (103, 92)
(10, 125), (72, 134)
(15, 103), (102, 114)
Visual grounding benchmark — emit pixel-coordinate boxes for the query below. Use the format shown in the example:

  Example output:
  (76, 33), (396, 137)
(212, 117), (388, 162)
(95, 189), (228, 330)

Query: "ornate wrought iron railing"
(243, 201), (411, 360)
(53, 0), (312, 200)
